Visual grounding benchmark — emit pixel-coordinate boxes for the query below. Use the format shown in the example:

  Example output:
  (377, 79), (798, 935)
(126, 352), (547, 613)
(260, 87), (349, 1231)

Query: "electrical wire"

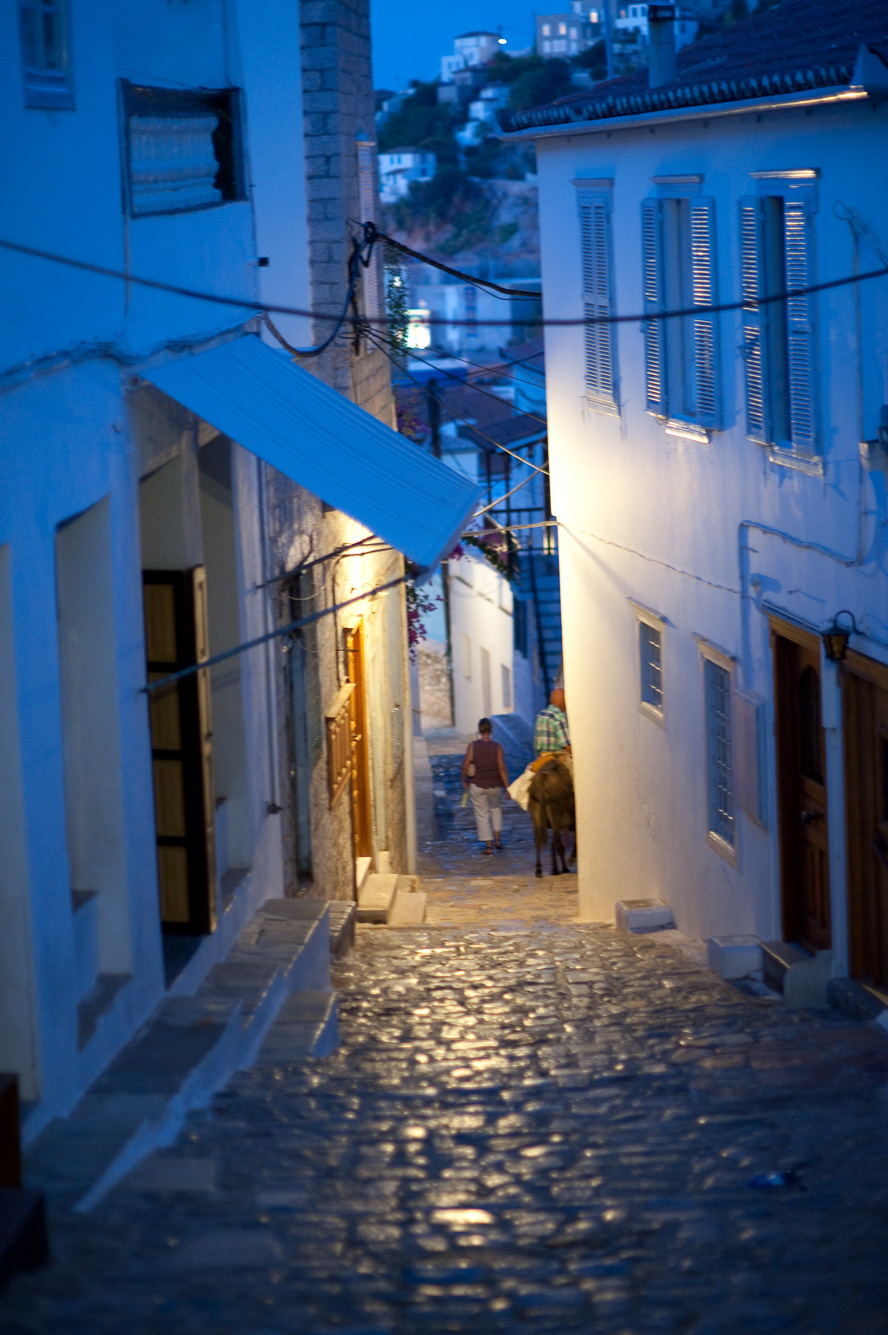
(143, 572), (408, 694)
(4, 234), (886, 329)
(373, 326), (549, 430)
(368, 224), (541, 300)
(365, 326), (551, 477)
(261, 231), (370, 356)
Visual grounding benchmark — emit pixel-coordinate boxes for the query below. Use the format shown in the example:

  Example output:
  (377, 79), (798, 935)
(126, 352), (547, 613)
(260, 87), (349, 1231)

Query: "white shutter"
(783, 200), (817, 452)
(579, 197), (617, 408)
(689, 198), (720, 430)
(739, 197), (769, 444)
(356, 138), (380, 324)
(641, 199), (667, 416)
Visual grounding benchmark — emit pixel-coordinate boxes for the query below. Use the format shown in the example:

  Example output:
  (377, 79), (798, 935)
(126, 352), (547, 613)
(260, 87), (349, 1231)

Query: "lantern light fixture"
(822, 609), (860, 662)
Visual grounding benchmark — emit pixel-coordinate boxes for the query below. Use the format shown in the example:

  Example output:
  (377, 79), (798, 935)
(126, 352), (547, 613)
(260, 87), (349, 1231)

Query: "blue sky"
(370, 3), (538, 93)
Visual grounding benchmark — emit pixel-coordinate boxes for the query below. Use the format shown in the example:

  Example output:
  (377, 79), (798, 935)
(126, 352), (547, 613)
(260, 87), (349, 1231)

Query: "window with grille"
(631, 602), (665, 722)
(576, 185), (618, 414)
(19, 0), (73, 108)
(639, 622), (663, 713)
(641, 190), (720, 434)
(704, 657), (734, 848)
(121, 82), (245, 217)
(740, 175), (818, 459)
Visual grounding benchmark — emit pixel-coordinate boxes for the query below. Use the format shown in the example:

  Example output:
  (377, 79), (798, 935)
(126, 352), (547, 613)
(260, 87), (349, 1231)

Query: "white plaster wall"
(534, 96), (888, 941)
(449, 552), (516, 739)
(0, 364), (163, 1123)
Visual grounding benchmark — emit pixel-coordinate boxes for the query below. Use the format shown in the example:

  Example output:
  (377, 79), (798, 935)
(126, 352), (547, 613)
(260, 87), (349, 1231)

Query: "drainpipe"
(647, 4), (677, 89)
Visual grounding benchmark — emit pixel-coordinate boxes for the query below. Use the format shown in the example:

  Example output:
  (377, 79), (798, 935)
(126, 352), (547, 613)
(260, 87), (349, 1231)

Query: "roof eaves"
(499, 62), (859, 134)
(499, 76), (865, 140)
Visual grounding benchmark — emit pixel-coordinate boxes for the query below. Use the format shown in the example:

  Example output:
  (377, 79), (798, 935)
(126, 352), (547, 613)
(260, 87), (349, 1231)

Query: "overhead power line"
(367, 224), (541, 301)
(3, 234), (886, 330)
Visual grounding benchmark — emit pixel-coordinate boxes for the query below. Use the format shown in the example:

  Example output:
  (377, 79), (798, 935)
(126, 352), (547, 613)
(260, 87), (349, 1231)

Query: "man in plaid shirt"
(534, 687), (571, 756)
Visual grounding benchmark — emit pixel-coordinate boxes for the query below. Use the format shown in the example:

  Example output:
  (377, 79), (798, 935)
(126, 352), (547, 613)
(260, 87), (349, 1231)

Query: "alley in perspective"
(4, 739), (888, 1334)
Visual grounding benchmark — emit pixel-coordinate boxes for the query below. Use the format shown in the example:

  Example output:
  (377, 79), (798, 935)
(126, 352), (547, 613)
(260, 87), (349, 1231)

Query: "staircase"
(521, 550), (563, 695)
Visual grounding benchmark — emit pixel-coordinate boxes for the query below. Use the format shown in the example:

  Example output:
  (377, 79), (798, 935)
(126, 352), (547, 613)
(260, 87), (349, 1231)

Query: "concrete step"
(761, 940), (811, 994)
(356, 872), (399, 923)
(255, 991), (338, 1063)
(327, 901), (357, 958)
(616, 898), (675, 933)
(388, 885), (428, 927)
(24, 899), (334, 1213)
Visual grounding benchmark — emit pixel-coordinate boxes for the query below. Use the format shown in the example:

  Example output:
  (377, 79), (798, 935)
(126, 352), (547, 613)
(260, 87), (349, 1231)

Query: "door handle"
(800, 809), (822, 826)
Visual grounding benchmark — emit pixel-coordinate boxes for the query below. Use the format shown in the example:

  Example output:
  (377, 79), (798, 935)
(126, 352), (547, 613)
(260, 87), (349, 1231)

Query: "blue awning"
(142, 335), (479, 570)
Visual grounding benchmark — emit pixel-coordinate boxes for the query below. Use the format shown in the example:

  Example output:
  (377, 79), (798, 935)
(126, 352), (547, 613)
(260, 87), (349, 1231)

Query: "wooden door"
(772, 624), (831, 952)
(344, 622), (373, 860)
(843, 653), (888, 991)
(143, 568), (216, 935)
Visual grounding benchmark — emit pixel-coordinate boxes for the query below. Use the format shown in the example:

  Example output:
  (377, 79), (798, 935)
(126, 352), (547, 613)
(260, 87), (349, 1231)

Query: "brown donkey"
(528, 757), (576, 877)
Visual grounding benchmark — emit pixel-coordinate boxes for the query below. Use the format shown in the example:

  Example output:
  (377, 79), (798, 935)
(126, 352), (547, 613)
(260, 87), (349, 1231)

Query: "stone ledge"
(616, 899), (675, 933)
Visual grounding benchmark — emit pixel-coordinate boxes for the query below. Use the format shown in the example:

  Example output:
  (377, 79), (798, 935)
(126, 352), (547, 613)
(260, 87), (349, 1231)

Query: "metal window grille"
(705, 659), (734, 845)
(639, 622), (663, 711)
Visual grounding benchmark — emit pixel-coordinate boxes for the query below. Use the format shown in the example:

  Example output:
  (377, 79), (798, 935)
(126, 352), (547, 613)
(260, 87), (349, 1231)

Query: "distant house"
(537, 3), (603, 58)
(614, 3), (698, 49)
(501, 0), (888, 1002)
(378, 149), (437, 203)
(441, 30), (503, 84)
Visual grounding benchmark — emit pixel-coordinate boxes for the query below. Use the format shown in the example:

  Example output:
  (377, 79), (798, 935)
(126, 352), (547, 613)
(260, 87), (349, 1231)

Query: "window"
(641, 190), (720, 436)
(121, 82), (245, 217)
(700, 649), (735, 855)
(513, 598), (528, 656)
(576, 184), (618, 413)
(631, 602), (665, 722)
(740, 174), (818, 460)
(542, 22), (551, 35)
(558, 21), (567, 33)
(19, 0), (73, 108)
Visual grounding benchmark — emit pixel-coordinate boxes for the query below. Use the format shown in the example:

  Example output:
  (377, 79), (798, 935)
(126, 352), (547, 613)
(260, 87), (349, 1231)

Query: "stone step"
(355, 856), (372, 893)
(387, 885), (428, 927)
(616, 898), (675, 933)
(255, 991), (338, 1063)
(356, 872), (399, 923)
(761, 940), (811, 994)
(24, 899), (334, 1214)
(327, 901), (357, 958)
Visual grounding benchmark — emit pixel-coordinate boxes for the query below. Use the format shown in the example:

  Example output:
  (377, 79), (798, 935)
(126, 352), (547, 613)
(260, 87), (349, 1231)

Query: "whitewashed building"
(503, 0), (888, 995)
(1, 0), (475, 1146)
(378, 148), (437, 203)
(441, 31), (503, 84)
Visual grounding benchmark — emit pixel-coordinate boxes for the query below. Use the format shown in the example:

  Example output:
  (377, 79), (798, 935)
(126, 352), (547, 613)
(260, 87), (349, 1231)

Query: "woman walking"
(461, 718), (510, 855)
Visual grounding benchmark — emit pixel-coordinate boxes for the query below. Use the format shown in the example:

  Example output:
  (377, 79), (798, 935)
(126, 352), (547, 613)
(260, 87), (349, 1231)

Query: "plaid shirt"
(534, 705), (570, 755)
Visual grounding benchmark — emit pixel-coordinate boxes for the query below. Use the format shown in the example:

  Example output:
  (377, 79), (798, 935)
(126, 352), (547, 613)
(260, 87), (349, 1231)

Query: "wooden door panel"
(143, 569), (216, 936)
(345, 623), (373, 861)
(772, 625), (832, 953)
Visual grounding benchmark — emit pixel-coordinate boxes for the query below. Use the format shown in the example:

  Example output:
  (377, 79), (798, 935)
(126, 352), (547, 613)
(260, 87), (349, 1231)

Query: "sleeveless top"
(469, 739), (503, 789)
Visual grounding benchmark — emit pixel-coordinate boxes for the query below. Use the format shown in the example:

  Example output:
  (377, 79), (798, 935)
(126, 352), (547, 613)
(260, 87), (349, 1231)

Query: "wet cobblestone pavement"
(5, 746), (888, 1333)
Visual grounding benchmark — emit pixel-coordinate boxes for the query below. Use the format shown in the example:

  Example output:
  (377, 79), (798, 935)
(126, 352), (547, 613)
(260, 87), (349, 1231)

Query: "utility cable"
(4, 234), (886, 329)
(143, 572), (408, 694)
(372, 325), (549, 430)
(365, 326), (550, 477)
(367, 223), (541, 300)
(262, 231), (370, 357)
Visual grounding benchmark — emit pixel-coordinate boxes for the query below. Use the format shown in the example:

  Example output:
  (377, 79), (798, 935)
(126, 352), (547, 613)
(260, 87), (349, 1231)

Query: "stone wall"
(267, 1), (409, 901)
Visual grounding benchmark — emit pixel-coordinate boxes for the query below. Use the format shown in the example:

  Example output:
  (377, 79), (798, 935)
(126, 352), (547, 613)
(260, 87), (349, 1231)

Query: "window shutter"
(689, 198), (720, 430)
(739, 197), (769, 444)
(783, 200), (817, 452)
(579, 198), (616, 408)
(641, 199), (666, 415)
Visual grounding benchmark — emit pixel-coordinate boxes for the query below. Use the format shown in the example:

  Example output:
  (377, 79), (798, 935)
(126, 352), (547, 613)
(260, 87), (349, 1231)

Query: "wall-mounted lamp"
(822, 609), (860, 662)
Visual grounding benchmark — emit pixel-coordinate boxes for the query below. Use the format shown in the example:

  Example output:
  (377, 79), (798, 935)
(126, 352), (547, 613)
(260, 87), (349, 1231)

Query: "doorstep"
(24, 899), (335, 1214)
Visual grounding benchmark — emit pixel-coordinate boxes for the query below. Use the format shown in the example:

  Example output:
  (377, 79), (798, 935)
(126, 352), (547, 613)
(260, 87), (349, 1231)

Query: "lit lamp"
(822, 609), (859, 662)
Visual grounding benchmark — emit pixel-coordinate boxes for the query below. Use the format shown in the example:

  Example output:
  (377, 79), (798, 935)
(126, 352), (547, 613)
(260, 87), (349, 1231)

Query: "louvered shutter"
(580, 198), (616, 408)
(689, 198), (720, 430)
(641, 199), (667, 415)
(739, 197), (769, 444)
(783, 200), (817, 452)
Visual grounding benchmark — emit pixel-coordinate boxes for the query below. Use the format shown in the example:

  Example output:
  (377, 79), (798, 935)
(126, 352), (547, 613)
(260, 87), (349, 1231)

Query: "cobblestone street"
(5, 746), (888, 1334)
